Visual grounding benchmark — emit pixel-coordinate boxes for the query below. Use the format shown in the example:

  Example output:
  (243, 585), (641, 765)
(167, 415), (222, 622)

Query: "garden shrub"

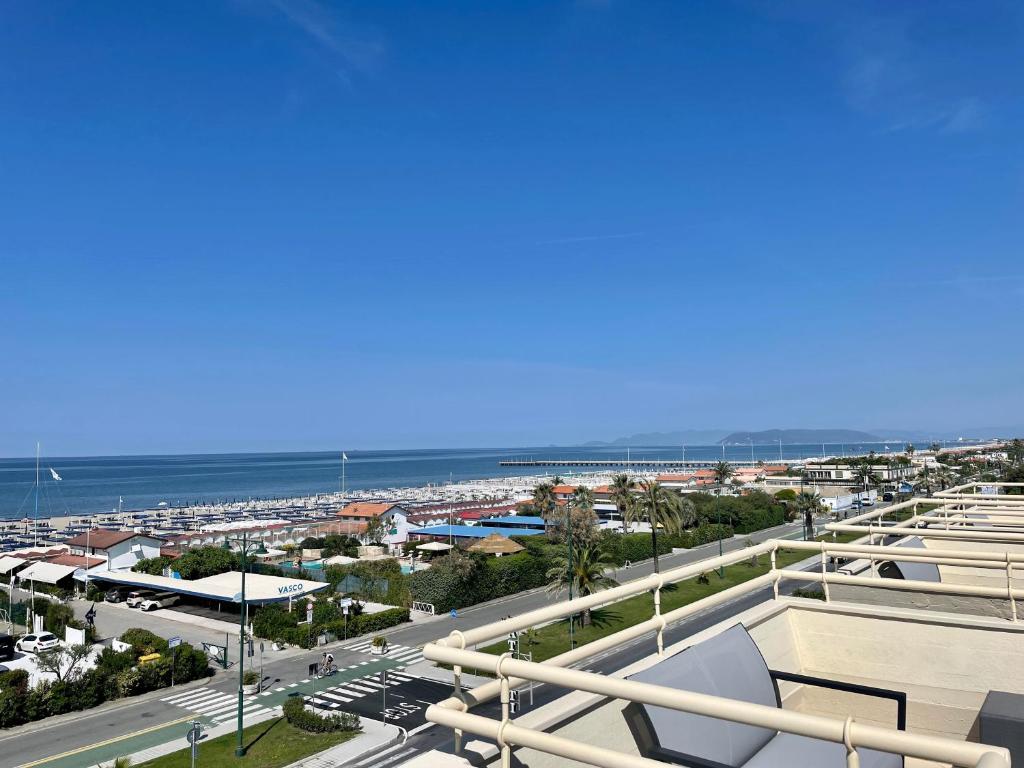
(283, 696), (361, 733)
(120, 628), (168, 656)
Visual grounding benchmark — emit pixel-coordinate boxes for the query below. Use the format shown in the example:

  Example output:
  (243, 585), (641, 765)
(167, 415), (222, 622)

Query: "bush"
(132, 556), (174, 575)
(283, 696), (361, 733)
(120, 628), (168, 656)
(173, 546), (239, 580)
(774, 489), (797, 501)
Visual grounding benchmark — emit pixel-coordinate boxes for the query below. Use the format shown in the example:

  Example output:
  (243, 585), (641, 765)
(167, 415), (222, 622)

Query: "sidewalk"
(282, 718), (404, 768)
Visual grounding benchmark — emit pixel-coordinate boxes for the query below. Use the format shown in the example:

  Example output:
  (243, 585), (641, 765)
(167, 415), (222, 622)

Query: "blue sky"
(2, 1), (1023, 456)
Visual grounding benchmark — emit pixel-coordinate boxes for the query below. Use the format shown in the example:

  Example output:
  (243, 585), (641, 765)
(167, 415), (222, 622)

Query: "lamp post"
(567, 500), (575, 650)
(223, 532), (267, 758)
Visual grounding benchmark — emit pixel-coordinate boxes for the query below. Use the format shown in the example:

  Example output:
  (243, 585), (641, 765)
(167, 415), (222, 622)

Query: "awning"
(17, 561), (79, 585)
(0, 556), (27, 575)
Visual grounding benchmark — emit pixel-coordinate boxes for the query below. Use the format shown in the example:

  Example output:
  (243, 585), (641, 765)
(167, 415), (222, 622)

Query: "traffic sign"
(168, 636), (182, 649)
(450, 609), (457, 619)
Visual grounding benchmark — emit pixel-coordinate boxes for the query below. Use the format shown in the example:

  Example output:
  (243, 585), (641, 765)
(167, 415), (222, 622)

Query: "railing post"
(498, 656), (512, 768)
(844, 717), (860, 768)
(821, 542), (831, 602)
(654, 577), (665, 656)
(770, 548), (779, 599)
(1007, 554), (1017, 623)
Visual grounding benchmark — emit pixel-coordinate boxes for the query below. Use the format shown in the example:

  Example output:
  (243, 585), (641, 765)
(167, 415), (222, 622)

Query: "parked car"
(0, 633), (15, 661)
(140, 592), (180, 612)
(882, 492), (895, 502)
(105, 588), (127, 603)
(860, 497), (875, 506)
(15, 633), (60, 654)
(126, 590), (154, 608)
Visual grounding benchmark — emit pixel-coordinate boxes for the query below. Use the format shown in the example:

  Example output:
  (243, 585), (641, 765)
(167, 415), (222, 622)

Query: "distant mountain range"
(584, 430), (731, 447)
(719, 429), (882, 445)
(587, 426), (1020, 448)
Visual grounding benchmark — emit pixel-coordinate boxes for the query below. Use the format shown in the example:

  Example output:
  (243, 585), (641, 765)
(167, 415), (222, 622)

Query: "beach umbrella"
(467, 533), (524, 556)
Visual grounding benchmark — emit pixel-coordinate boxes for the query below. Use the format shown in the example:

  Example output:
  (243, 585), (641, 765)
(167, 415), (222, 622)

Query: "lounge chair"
(624, 624), (906, 767)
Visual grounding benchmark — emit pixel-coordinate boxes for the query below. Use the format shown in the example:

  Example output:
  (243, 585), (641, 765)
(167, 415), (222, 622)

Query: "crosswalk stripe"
(191, 697), (237, 714)
(213, 706), (268, 722)
(320, 691), (353, 703)
(195, 701), (239, 717)
(358, 661), (369, 665)
(169, 691), (231, 708)
(165, 688), (226, 704)
(161, 689), (216, 704)
(274, 687), (286, 692)
(259, 690), (273, 696)
(345, 683), (377, 694)
(332, 687), (367, 698)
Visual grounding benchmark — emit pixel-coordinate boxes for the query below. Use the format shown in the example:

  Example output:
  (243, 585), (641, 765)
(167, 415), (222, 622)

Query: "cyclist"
(323, 651), (335, 676)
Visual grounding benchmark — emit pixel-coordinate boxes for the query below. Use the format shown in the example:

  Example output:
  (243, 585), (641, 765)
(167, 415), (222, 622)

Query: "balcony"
(405, 536), (1024, 768)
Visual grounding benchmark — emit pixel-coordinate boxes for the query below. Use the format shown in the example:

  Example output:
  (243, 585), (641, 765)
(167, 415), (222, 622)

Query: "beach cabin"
(65, 530), (165, 573)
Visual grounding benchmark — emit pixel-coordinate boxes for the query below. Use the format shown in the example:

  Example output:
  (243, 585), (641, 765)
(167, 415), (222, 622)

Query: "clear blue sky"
(2, 1), (1022, 456)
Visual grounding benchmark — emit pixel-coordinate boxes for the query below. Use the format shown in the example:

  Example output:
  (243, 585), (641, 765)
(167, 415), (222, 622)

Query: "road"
(0, 512), (874, 767)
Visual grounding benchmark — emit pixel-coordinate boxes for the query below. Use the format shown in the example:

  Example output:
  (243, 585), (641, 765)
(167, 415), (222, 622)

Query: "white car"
(16, 632), (60, 654)
(860, 497), (875, 506)
(140, 592), (180, 612)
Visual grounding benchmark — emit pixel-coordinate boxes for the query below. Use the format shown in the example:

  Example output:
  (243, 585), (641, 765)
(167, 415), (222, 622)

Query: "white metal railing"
(828, 497), (1024, 544)
(424, 538), (1016, 768)
(412, 601), (436, 615)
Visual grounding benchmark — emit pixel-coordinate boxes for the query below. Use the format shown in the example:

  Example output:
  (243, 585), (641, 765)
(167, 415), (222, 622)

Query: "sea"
(0, 443), (915, 521)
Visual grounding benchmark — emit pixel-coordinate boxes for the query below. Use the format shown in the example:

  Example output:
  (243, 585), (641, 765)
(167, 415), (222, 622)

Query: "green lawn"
(136, 718), (357, 768)
(470, 534), (862, 667)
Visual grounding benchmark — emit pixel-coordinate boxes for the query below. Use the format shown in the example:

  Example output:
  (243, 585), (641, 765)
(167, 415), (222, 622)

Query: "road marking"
(15, 714), (197, 768)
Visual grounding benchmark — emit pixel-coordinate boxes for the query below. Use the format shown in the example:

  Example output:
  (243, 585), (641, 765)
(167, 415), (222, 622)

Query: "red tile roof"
(66, 529), (160, 549)
(337, 502), (399, 518)
(45, 554), (104, 568)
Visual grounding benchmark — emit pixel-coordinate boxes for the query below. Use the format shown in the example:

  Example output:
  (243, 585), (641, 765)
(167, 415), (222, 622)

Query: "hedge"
(283, 696), (361, 733)
(251, 604), (410, 648)
(407, 550), (552, 614)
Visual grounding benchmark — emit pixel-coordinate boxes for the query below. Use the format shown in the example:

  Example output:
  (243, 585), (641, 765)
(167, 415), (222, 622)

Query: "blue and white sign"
(168, 636), (182, 649)
(278, 582), (305, 596)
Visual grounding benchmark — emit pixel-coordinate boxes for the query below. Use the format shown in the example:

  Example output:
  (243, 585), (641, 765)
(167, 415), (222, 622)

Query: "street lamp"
(223, 532), (268, 758)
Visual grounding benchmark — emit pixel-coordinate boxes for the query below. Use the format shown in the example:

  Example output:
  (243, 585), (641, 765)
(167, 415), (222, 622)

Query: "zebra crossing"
(160, 686), (281, 723)
(339, 641), (424, 666)
(303, 669), (417, 711)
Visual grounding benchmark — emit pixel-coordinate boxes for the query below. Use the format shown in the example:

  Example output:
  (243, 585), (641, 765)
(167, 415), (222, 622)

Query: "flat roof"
(94, 570), (329, 603)
(412, 524), (543, 539)
(484, 515), (546, 527)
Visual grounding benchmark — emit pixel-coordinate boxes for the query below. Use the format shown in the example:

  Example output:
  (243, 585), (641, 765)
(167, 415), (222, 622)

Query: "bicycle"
(317, 661), (336, 678)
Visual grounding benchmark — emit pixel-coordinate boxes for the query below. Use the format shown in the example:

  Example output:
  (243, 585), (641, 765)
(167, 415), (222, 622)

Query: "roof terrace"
(408, 536), (1024, 768)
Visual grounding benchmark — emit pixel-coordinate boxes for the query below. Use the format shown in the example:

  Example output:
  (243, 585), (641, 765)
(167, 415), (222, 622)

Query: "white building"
(65, 529), (165, 572)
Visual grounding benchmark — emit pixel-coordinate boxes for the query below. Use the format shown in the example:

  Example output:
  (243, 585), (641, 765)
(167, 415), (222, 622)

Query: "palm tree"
(568, 486), (598, 547)
(929, 442), (942, 454)
(546, 542), (619, 626)
(905, 443), (916, 459)
(917, 464), (933, 496)
(572, 485), (595, 509)
(794, 490), (824, 538)
(935, 467), (954, 491)
(713, 461), (734, 487)
(610, 474), (636, 534)
(1009, 439), (1024, 466)
(635, 481), (683, 573)
(850, 461), (880, 498)
(677, 495), (698, 529)
(531, 482), (557, 523)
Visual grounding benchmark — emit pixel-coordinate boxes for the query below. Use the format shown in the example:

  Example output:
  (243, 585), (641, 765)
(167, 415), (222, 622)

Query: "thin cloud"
(267, 0), (385, 77)
(536, 232), (645, 245)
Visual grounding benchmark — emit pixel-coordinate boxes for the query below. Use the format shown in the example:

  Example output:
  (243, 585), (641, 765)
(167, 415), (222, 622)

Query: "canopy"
(17, 561), (78, 584)
(95, 569), (329, 603)
(415, 542), (453, 552)
(0, 556), (27, 575)
(467, 533), (525, 555)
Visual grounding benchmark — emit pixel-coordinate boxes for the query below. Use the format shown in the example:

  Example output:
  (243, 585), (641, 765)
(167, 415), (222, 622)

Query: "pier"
(497, 458), (794, 469)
